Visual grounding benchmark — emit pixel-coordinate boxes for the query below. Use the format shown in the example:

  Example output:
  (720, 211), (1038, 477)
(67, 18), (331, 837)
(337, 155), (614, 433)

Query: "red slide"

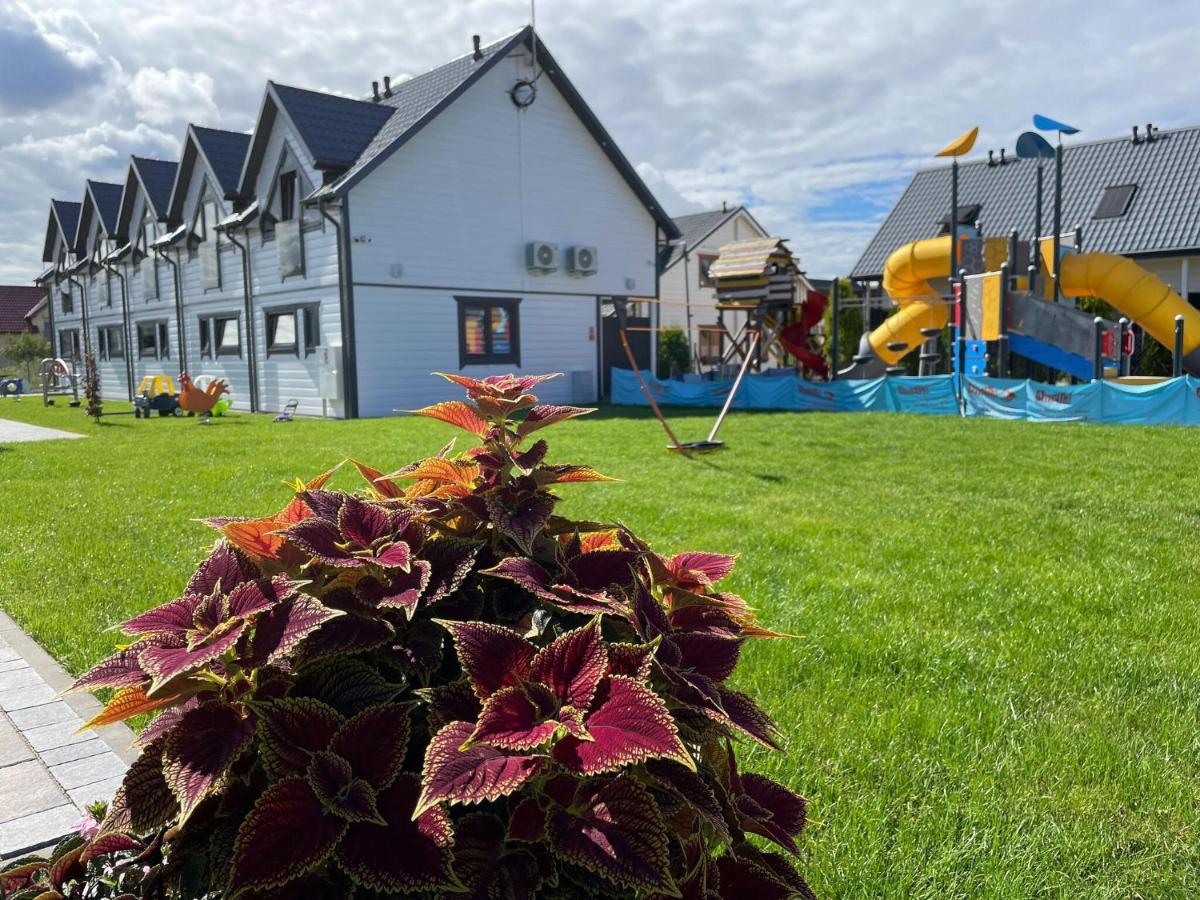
(780, 290), (829, 377)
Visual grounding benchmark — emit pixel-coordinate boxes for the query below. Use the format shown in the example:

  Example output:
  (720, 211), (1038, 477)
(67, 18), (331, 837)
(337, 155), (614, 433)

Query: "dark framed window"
(58, 329), (80, 360)
(698, 325), (723, 364)
(456, 298), (520, 368)
(137, 320), (170, 359)
(937, 203), (982, 231)
(199, 314), (241, 359)
(265, 305), (319, 358)
(278, 172), (297, 222)
(98, 325), (124, 360)
(1094, 184), (1137, 220)
(60, 289), (73, 314)
(698, 254), (718, 287)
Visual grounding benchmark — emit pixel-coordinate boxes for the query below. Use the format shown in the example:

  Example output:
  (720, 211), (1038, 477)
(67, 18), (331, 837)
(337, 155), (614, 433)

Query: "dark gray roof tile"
(193, 127), (251, 194)
(271, 83), (393, 171)
(132, 157), (179, 218)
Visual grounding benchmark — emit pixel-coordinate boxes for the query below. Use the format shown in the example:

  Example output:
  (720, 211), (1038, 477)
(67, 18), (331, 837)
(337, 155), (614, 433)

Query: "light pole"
(1032, 114), (1080, 300)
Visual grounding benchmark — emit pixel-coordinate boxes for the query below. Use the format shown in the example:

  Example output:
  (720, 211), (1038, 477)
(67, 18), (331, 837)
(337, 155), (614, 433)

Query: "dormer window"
(278, 171), (297, 222)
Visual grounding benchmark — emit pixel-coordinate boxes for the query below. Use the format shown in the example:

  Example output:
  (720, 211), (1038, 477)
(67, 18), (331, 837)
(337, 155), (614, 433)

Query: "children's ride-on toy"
(134, 375), (183, 418)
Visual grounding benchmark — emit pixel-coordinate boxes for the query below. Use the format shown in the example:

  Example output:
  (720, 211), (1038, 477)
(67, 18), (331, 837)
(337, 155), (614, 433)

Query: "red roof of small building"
(0, 286), (46, 333)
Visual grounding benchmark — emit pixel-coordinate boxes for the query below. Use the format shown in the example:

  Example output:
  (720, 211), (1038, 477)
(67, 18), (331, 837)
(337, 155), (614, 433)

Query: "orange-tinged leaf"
(537, 465), (618, 485)
(350, 459), (402, 499)
(579, 529), (621, 552)
(82, 685), (179, 730)
(411, 401), (488, 438)
(219, 517), (284, 562)
(393, 457), (480, 487)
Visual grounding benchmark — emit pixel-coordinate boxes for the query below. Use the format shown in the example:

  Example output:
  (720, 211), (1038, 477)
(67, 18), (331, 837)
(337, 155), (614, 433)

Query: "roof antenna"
(531, 0), (539, 76)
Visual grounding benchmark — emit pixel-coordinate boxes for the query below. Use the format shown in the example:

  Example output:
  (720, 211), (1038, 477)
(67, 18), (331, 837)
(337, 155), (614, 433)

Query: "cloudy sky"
(1, 0), (1197, 282)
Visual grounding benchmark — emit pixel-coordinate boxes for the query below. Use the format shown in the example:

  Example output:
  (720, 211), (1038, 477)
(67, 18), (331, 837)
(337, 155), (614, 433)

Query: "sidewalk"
(0, 609), (135, 860)
(0, 418), (86, 443)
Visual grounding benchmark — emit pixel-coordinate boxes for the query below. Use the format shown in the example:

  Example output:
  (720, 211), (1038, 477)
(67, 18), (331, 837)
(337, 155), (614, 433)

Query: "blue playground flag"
(1016, 131), (1056, 159)
(1033, 114), (1080, 135)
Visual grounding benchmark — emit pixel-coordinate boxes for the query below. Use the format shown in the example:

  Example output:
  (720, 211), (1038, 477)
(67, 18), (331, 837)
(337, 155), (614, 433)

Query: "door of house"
(600, 304), (650, 398)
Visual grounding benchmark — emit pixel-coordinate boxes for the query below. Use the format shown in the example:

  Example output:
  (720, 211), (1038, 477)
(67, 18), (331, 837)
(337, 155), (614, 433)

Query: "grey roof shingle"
(132, 157), (179, 218)
(52, 201), (79, 247)
(850, 125), (1200, 279)
(192, 127), (251, 194)
(316, 30), (521, 197)
(88, 181), (123, 235)
(271, 83), (394, 171)
(663, 208), (740, 269)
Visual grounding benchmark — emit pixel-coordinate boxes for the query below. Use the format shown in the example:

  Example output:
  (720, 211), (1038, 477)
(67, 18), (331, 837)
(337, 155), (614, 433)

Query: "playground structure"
(133, 375), (183, 418)
(39, 358), (80, 407)
(839, 122), (1200, 386)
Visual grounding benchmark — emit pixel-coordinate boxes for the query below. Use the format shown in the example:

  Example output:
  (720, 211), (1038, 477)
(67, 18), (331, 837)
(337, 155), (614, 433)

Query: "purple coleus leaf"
(307, 751), (385, 825)
(485, 490), (555, 555)
(528, 619), (607, 710)
(336, 774), (457, 895)
(672, 632), (742, 682)
(466, 684), (562, 751)
(138, 626), (242, 692)
(420, 537), (482, 605)
(666, 551), (737, 589)
(162, 701), (254, 823)
(361, 560), (431, 618)
(283, 496), (416, 570)
(186, 542), (260, 597)
(121, 595), (202, 638)
(415, 721), (543, 816)
(70, 636), (172, 693)
(250, 595), (343, 666)
(546, 774), (676, 896)
(709, 688), (784, 752)
(485, 557), (628, 617)
(257, 697), (346, 780)
(229, 778), (348, 894)
(452, 813), (543, 900)
(437, 620), (534, 700)
(223, 574), (302, 620)
(553, 675), (694, 775)
(328, 704), (410, 791)
(737, 773), (807, 855)
(516, 404), (593, 438)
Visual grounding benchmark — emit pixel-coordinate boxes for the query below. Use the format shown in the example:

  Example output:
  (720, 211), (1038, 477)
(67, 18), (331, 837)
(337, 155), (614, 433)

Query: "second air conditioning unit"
(566, 245), (598, 276)
(526, 241), (559, 273)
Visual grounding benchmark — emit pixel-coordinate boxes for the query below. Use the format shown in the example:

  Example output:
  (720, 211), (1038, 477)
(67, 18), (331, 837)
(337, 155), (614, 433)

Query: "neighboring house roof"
(25, 295), (48, 323)
(312, 26), (679, 238)
(851, 124), (1200, 279)
(0, 286), (45, 333)
(73, 181), (124, 255)
(167, 126), (253, 223)
(116, 156), (180, 237)
(42, 200), (81, 263)
(237, 83), (394, 195)
(662, 206), (767, 270)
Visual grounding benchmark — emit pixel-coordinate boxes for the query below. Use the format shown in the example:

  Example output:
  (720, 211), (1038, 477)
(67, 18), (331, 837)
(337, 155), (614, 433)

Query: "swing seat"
(667, 440), (725, 453)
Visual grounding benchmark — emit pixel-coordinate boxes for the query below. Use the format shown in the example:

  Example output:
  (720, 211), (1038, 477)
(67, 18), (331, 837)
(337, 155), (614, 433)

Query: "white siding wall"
(659, 212), (768, 333)
(348, 48), (658, 416)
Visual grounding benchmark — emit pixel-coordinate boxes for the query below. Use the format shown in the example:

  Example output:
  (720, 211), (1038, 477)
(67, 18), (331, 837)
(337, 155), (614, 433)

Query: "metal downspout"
(100, 259), (133, 401)
(155, 244), (187, 374)
(318, 197), (357, 418)
(223, 230), (259, 413)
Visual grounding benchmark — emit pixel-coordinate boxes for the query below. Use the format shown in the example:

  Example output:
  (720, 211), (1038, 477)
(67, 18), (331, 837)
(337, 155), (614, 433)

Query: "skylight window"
(1093, 184), (1137, 220)
(937, 204), (981, 232)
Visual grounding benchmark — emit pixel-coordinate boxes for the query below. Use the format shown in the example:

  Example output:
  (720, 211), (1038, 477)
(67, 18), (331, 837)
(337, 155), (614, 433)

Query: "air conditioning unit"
(525, 241), (559, 273)
(566, 245), (598, 276)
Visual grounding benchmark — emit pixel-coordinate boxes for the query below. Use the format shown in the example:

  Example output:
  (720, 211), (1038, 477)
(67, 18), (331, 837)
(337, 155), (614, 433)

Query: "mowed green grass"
(1, 396), (1199, 898)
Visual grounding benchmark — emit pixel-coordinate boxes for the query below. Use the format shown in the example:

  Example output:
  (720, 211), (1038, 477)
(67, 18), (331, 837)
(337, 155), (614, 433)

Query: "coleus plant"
(64, 372), (813, 899)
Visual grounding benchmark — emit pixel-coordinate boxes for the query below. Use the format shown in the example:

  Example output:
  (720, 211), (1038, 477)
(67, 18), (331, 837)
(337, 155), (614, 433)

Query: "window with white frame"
(265, 305), (319, 358)
(58, 329), (81, 361)
(97, 325), (124, 360)
(137, 320), (170, 359)
(199, 314), (241, 359)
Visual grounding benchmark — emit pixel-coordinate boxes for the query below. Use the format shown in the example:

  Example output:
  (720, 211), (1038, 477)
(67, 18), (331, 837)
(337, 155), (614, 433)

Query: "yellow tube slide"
(870, 235), (953, 364)
(1058, 253), (1200, 367)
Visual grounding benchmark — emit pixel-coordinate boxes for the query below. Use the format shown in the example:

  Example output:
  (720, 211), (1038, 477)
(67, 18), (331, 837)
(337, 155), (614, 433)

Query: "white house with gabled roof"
(35, 26), (679, 417)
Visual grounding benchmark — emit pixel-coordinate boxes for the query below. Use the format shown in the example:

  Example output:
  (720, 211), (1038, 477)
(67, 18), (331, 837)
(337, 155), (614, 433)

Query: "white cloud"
(127, 67), (218, 126)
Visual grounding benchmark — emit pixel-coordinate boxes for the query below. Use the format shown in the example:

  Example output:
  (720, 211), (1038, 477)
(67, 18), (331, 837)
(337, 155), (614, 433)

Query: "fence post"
(830, 278), (840, 381)
(1092, 317), (1104, 382)
(997, 262), (1010, 377)
(1174, 314), (1185, 378)
(1117, 317), (1130, 377)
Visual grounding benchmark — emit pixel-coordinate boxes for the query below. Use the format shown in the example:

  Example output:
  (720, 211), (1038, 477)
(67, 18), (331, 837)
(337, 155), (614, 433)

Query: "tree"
(83, 351), (102, 422)
(2, 332), (50, 385)
(657, 326), (691, 379)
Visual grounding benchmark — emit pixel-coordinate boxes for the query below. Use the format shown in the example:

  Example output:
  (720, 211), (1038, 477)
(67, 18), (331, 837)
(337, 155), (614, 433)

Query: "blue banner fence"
(609, 369), (1200, 426)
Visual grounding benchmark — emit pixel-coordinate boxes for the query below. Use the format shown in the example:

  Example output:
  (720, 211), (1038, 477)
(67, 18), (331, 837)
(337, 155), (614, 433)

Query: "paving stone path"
(0, 417), (86, 443)
(0, 610), (135, 860)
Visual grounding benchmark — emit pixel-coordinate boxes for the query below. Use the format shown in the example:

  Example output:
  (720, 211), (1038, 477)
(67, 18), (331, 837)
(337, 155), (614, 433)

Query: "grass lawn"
(1, 395), (1198, 898)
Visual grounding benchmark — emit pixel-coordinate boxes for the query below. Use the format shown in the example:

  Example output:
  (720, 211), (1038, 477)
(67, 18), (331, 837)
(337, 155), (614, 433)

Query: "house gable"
(166, 126), (250, 226)
(73, 181), (123, 258)
(42, 200), (80, 265)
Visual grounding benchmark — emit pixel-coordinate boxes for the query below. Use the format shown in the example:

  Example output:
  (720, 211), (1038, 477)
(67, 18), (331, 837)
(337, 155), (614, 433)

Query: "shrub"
(35, 372), (811, 899)
(83, 350), (102, 422)
(657, 326), (691, 379)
